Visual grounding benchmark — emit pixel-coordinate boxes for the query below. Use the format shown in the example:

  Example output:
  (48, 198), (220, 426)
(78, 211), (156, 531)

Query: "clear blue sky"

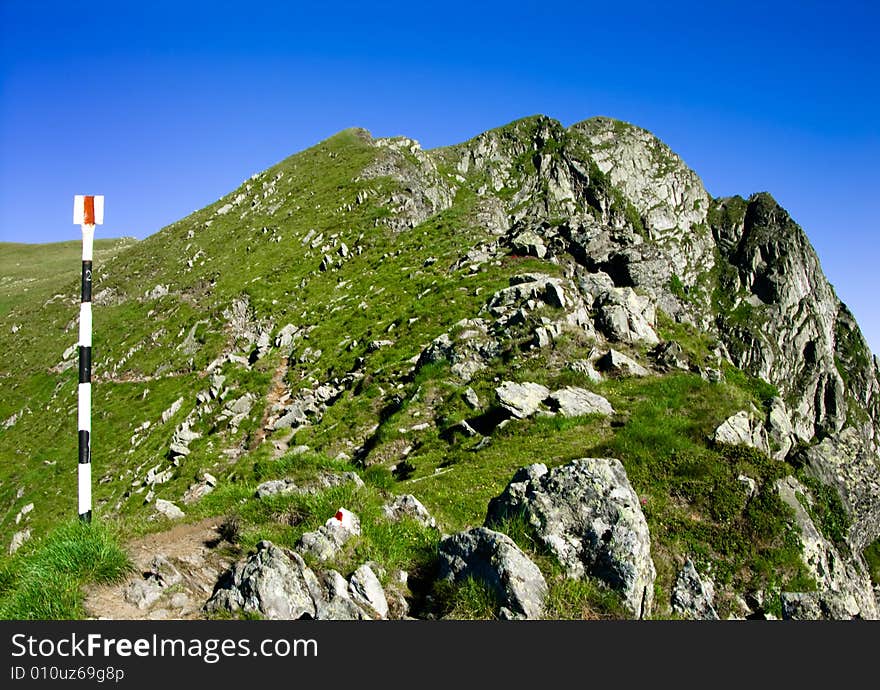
(1, 1), (878, 351)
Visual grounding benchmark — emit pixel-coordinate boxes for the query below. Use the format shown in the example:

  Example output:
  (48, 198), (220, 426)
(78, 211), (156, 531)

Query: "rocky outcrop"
(296, 508), (361, 562)
(486, 459), (656, 618)
(438, 527), (548, 619)
(205, 542), (322, 619)
(495, 382), (551, 419)
(382, 494), (437, 529)
(671, 559), (718, 620)
(204, 541), (395, 620)
(546, 387), (615, 417)
(597, 349), (650, 377)
(712, 411), (769, 454)
(800, 428), (880, 552)
(776, 477), (877, 619)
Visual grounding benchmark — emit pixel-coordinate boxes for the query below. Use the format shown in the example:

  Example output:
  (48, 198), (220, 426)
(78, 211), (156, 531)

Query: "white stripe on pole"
(79, 303), (92, 347)
(77, 383), (91, 431)
(78, 462), (91, 515)
(81, 225), (95, 261)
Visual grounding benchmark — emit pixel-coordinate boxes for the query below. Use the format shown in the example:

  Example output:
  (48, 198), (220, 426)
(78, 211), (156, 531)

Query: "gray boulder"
(297, 510), (361, 562)
(495, 381), (551, 419)
(511, 230), (547, 259)
(205, 541), (321, 619)
(382, 494), (437, 528)
(255, 479), (299, 499)
(154, 499), (185, 520)
(671, 559), (718, 620)
(713, 411), (769, 454)
(597, 349), (650, 377)
(595, 287), (659, 345)
(349, 564), (389, 618)
(486, 459), (656, 618)
(438, 527), (548, 619)
(546, 386), (614, 417)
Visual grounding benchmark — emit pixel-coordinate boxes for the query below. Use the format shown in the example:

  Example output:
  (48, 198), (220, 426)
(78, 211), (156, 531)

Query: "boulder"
(652, 341), (689, 371)
(438, 527), (548, 619)
(349, 564), (389, 618)
(510, 230), (547, 259)
(382, 494), (437, 528)
(671, 559), (718, 620)
(205, 541), (321, 619)
(546, 387), (614, 417)
(495, 381), (551, 419)
(595, 288), (659, 345)
(486, 459), (656, 618)
(255, 479), (299, 499)
(154, 499), (185, 520)
(297, 509), (361, 562)
(597, 349), (650, 377)
(712, 411), (769, 454)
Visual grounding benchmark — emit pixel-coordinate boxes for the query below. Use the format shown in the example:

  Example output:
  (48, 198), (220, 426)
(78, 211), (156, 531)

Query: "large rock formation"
(486, 459), (656, 619)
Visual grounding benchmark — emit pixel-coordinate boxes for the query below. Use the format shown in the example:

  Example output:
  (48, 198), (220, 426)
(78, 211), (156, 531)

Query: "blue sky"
(1, 1), (878, 351)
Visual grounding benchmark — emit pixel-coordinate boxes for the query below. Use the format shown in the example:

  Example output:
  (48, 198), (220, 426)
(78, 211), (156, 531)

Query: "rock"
(161, 397), (184, 423)
(255, 479), (299, 499)
(297, 509), (361, 562)
(154, 499), (185, 520)
(671, 559), (718, 620)
(205, 541), (321, 620)
(569, 359), (603, 382)
(495, 381), (551, 419)
(546, 386), (614, 417)
(486, 459), (656, 618)
(597, 349), (650, 377)
(463, 387), (481, 409)
(713, 411), (769, 454)
(124, 579), (164, 609)
(8, 529), (31, 554)
(737, 474), (757, 498)
(275, 324), (298, 349)
(382, 494), (437, 528)
(349, 564), (389, 618)
(653, 341), (689, 371)
(14, 503), (33, 524)
(801, 427), (880, 552)
(124, 556), (182, 609)
(776, 476), (877, 619)
(595, 288), (659, 345)
(315, 570), (370, 620)
(766, 397), (795, 461)
(511, 230), (547, 259)
(438, 527), (548, 619)
(182, 473), (217, 505)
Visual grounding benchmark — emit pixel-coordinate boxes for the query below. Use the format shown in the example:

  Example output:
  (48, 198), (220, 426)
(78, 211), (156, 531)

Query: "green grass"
(863, 539), (880, 586)
(0, 520), (132, 619)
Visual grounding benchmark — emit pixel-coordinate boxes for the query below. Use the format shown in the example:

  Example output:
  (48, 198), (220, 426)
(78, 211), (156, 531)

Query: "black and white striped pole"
(73, 195), (103, 523)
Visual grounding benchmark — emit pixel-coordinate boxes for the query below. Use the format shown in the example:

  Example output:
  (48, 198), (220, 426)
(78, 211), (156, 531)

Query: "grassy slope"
(0, 123), (835, 618)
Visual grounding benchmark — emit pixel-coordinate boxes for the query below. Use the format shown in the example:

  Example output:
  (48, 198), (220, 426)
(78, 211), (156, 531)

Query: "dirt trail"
(83, 518), (237, 620)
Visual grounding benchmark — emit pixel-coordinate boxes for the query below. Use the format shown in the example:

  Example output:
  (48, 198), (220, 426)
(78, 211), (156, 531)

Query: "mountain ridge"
(1, 115), (878, 620)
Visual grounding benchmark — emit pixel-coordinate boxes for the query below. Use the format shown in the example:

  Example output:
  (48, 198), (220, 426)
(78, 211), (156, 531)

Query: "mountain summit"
(2, 116), (878, 619)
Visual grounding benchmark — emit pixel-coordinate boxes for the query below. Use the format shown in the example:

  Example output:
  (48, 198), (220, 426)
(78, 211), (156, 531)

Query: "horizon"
(1, 1), (878, 352)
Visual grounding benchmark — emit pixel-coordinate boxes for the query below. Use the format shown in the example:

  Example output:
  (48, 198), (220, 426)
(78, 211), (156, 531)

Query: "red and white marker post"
(73, 195), (104, 523)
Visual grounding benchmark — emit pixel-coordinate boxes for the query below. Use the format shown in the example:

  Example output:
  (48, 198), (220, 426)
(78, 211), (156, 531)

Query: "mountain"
(1, 116), (878, 620)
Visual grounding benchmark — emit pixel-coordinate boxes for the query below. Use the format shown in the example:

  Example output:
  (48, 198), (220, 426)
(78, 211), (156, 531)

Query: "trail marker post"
(73, 195), (104, 523)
